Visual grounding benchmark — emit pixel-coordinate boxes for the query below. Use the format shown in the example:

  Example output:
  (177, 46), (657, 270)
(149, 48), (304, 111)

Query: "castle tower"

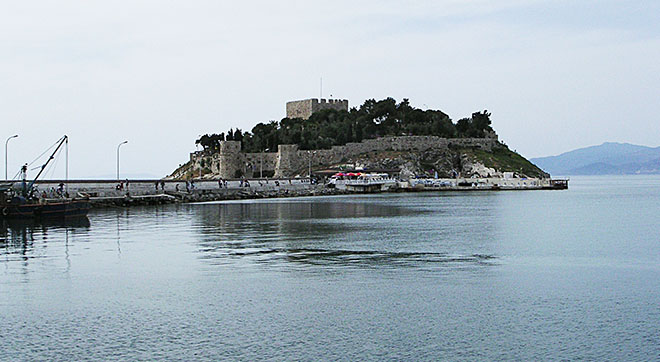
(274, 144), (300, 178)
(217, 140), (243, 178)
(286, 98), (349, 120)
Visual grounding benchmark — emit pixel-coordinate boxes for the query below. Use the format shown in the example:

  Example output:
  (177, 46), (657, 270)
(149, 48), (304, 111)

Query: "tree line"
(195, 98), (494, 153)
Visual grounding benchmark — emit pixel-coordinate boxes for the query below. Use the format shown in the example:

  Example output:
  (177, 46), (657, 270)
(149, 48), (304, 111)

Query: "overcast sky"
(2, 0), (659, 179)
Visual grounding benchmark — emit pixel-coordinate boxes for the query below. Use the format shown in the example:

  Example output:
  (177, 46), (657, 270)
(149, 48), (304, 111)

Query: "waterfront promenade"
(1, 176), (565, 207)
(21, 178), (328, 205)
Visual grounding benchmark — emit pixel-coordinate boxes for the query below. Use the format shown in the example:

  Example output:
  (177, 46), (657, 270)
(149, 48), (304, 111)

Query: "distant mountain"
(531, 142), (660, 176)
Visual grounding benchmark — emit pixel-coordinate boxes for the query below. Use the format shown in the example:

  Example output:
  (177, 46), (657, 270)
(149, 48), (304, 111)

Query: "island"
(170, 97), (560, 189)
(12, 98), (566, 209)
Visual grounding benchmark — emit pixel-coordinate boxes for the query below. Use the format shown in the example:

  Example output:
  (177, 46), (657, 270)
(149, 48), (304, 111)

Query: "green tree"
(209, 98), (493, 151)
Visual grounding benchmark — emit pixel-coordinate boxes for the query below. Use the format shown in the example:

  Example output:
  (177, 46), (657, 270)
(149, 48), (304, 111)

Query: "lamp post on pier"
(195, 141), (201, 179)
(116, 140), (128, 180)
(307, 150), (316, 180)
(260, 148), (269, 179)
(5, 134), (18, 180)
(244, 162), (252, 181)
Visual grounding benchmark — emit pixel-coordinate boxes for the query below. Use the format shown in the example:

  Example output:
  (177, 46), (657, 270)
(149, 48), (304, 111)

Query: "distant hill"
(531, 142), (660, 176)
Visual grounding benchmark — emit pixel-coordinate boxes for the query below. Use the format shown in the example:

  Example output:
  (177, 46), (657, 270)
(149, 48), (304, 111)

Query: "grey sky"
(2, 0), (659, 179)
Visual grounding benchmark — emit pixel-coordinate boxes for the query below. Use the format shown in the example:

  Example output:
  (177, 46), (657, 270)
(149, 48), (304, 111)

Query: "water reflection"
(1, 216), (90, 231)
(188, 199), (497, 269)
(0, 217), (90, 259)
(191, 201), (402, 241)
(0, 195), (501, 272)
(231, 247), (496, 269)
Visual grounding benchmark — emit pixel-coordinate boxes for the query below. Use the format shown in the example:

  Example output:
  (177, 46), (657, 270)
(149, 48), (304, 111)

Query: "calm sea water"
(1, 176), (660, 360)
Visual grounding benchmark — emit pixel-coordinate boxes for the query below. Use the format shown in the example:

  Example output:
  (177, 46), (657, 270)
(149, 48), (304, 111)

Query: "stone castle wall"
(286, 98), (349, 119)
(272, 136), (498, 177)
(189, 141), (278, 179)
(189, 136), (499, 179)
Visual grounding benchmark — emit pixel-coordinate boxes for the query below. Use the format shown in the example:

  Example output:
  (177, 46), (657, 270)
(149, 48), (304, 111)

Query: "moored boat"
(0, 135), (90, 220)
(0, 195), (90, 219)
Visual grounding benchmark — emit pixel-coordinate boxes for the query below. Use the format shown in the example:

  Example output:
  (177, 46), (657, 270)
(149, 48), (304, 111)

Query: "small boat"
(0, 193), (90, 219)
(0, 136), (90, 220)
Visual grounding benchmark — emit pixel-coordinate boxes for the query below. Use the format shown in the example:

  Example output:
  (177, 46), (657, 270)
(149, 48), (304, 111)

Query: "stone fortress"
(180, 99), (499, 180)
(286, 98), (349, 120)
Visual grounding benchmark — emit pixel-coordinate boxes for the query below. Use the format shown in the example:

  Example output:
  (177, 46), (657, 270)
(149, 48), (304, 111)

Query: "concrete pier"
(3, 175), (566, 208)
(28, 178), (317, 198)
(21, 178), (340, 206)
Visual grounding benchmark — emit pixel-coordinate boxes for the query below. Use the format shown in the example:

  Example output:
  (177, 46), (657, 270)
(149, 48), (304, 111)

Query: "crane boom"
(23, 135), (68, 196)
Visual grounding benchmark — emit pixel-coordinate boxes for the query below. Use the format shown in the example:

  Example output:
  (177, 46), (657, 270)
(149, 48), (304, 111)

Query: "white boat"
(329, 172), (398, 192)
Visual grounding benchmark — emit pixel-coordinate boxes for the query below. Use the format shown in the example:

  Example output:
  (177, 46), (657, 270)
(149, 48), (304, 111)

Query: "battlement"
(286, 98), (349, 120)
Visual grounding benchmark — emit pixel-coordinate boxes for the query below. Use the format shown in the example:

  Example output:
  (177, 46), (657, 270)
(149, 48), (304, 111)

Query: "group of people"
(37, 183), (68, 200)
(185, 180), (195, 192)
(187, 177), (291, 190)
(172, 180), (195, 193)
(110, 177), (304, 194)
(115, 180), (129, 191)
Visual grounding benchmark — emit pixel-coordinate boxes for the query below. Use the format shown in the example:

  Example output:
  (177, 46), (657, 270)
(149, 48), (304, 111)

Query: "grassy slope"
(169, 160), (193, 179)
(463, 146), (549, 178)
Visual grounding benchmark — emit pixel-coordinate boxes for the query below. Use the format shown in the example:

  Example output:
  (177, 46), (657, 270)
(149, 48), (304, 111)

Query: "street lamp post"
(260, 148), (269, 179)
(116, 141), (128, 180)
(307, 150), (316, 180)
(195, 142), (201, 179)
(5, 134), (18, 180)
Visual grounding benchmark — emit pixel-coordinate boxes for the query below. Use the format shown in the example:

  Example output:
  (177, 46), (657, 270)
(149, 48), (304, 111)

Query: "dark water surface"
(2, 176), (660, 360)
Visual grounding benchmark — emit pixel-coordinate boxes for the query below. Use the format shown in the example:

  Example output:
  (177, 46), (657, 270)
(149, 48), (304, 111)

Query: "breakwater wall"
(31, 179), (316, 197)
(26, 179), (339, 206)
(11, 175), (565, 208)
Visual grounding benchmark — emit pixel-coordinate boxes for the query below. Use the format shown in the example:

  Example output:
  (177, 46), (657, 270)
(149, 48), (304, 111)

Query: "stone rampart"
(189, 136), (499, 179)
(243, 152), (278, 178)
(271, 136), (498, 177)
